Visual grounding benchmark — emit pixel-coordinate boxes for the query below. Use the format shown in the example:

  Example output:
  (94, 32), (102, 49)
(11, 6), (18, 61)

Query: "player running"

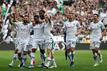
(88, 14), (106, 67)
(63, 13), (81, 67)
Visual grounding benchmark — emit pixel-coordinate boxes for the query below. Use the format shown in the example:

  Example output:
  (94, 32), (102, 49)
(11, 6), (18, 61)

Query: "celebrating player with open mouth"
(8, 14), (32, 68)
(29, 14), (44, 68)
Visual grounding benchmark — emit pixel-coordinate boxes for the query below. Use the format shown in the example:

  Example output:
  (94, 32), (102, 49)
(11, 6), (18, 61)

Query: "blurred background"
(0, 0), (107, 50)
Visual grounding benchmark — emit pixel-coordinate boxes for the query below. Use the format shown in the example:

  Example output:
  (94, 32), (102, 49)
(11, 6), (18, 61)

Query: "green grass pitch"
(0, 50), (107, 71)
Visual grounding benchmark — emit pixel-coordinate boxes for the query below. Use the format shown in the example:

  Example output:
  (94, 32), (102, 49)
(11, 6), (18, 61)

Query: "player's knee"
(69, 48), (75, 53)
(47, 49), (52, 53)
(23, 51), (28, 55)
(18, 53), (21, 57)
(28, 51), (31, 55)
(92, 49), (95, 52)
(92, 49), (96, 54)
(32, 48), (36, 52)
(95, 48), (99, 52)
(15, 49), (18, 54)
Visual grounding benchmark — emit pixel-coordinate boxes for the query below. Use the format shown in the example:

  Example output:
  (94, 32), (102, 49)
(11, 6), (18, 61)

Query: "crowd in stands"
(0, 0), (107, 43)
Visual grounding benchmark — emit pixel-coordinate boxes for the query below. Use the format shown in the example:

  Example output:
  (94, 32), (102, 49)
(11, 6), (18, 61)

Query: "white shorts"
(28, 35), (34, 46)
(66, 39), (76, 48)
(44, 38), (54, 49)
(32, 39), (44, 49)
(90, 41), (101, 49)
(26, 36), (34, 51)
(15, 38), (30, 52)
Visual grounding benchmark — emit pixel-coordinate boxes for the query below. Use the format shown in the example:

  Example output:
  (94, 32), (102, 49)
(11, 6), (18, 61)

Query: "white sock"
(30, 53), (35, 65)
(52, 58), (57, 67)
(45, 57), (52, 67)
(22, 55), (26, 65)
(10, 54), (18, 65)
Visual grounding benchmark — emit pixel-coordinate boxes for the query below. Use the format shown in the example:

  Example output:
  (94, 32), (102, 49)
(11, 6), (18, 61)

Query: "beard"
(23, 20), (29, 24)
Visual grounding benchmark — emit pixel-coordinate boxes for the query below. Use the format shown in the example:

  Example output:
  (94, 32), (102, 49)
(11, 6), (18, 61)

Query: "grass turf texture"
(0, 50), (107, 71)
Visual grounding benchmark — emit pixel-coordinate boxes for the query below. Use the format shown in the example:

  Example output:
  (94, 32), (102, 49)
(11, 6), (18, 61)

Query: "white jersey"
(89, 21), (105, 40)
(15, 22), (32, 39)
(43, 21), (54, 49)
(43, 21), (53, 40)
(33, 23), (44, 40)
(64, 20), (81, 41)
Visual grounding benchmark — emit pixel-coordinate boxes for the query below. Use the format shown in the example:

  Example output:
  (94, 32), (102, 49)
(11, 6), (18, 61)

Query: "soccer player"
(43, 15), (57, 68)
(88, 14), (105, 67)
(8, 14), (32, 68)
(63, 13), (81, 67)
(28, 15), (44, 68)
(38, 10), (47, 68)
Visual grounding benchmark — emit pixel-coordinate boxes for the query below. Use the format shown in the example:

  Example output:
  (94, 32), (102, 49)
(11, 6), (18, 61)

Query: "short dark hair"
(34, 15), (39, 19)
(93, 14), (99, 17)
(39, 10), (45, 14)
(39, 10), (45, 20)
